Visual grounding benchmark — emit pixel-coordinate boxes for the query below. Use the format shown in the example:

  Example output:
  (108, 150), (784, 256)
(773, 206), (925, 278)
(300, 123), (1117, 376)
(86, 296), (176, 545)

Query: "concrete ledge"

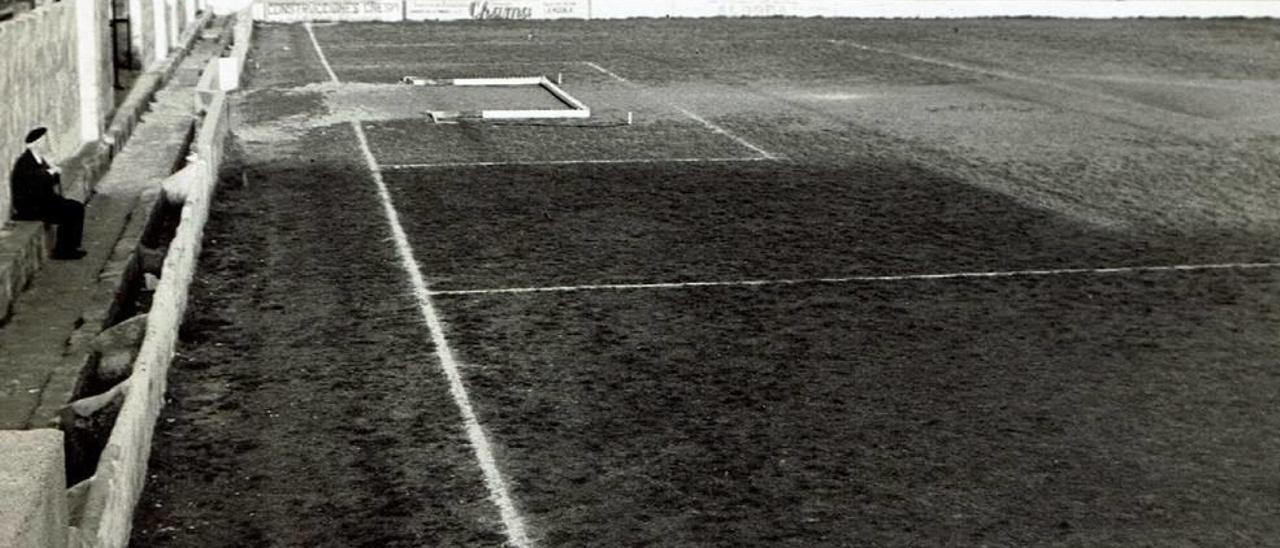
(38, 190), (164, 435)
(0, 222), (47, 323)
(0, 430), (67, 548)
(72, 12), (250, 547)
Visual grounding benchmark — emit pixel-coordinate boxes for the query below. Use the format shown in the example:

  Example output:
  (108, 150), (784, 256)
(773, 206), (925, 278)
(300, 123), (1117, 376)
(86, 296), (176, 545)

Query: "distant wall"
(241, 0), (1280, 21)
(254, 0), (403, 22)
(588, 0), (1280, 18)
(131, 0), (156, 70)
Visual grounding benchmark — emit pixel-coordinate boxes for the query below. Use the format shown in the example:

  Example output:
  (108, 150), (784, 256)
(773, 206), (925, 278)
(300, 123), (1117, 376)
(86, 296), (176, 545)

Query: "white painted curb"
(68, 10), (252, 548)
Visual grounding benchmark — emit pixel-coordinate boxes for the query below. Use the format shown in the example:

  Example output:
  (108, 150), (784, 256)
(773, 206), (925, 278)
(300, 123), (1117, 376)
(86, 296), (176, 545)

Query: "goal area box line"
(403, 75), (591, 121)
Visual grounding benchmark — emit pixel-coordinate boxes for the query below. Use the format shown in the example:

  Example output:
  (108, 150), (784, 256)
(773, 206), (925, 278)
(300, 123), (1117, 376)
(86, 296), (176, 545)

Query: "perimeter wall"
(240, 0), (1280, 20)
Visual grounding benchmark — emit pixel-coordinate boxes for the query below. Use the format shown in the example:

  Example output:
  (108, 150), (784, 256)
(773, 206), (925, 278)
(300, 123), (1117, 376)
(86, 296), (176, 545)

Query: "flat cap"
(24, 127), (47, 144)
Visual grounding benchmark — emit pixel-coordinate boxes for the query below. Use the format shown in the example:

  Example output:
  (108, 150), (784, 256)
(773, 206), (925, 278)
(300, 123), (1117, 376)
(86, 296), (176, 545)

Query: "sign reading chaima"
(711, 0), (802, 17)
(404, 0), (588, 21)
(255, 0), (405, 22)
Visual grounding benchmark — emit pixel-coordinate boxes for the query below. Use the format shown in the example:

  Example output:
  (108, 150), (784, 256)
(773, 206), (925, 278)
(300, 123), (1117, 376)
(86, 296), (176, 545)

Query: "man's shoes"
(52, 249), (87, 260)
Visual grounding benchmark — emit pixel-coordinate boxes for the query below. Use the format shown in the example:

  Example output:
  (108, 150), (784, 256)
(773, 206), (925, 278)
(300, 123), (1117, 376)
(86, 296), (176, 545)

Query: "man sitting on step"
(9, 126), (85, 260)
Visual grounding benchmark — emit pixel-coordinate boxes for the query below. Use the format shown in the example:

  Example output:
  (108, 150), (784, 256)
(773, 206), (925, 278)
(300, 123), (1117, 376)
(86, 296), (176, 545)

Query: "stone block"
(0, 430), (68, 548)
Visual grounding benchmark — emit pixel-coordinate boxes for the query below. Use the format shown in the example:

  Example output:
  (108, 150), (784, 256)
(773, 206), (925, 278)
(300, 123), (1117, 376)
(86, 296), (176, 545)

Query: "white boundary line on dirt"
(383, 156), (775, 170)
(825, 39), (1186, 115)
(581, 61), (629, 83)
(304, 22), (341, 83)
(582, 61), (777, 160)
(307, 23), (535, 548)
(429, 261), (1280, 297)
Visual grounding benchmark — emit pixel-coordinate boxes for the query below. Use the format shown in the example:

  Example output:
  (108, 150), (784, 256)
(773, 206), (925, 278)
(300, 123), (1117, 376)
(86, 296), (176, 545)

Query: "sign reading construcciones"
(255, 0), (405, 22)
(404, 0), (588, 21)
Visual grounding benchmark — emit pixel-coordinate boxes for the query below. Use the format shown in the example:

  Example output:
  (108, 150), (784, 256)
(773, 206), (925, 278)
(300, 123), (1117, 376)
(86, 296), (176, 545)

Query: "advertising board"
(711, 0), (800, 17)
(243, 0), (1280, 24)
(404, 0), (587, 21)
(255, 0), (404, 22)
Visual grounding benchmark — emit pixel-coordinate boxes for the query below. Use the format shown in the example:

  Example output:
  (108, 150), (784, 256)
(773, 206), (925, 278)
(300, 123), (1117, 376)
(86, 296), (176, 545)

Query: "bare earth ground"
(134, 18), (1280, 547)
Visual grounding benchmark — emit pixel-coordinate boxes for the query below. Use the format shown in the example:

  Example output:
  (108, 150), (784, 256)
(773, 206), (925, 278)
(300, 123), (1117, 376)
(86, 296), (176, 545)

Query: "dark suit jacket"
(10, 149), (61, 221)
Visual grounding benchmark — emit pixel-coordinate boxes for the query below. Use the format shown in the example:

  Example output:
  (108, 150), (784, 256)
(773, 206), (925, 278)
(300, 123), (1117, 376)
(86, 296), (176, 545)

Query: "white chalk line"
(333, 60), (584, 69)
(825, 39), (1198, 118)
(383, 156), (778, 170)
(581, 61), (629, 84)
(303, 23), (341, 84)
(582, 61), (777, 160)
(429, 262), (1280, 297)
(308, 24), (534, 548)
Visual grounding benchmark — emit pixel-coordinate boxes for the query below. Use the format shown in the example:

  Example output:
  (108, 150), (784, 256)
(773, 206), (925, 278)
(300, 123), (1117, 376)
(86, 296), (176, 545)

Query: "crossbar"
(483, 109), (592, 119)
(452, 76), (545, 86)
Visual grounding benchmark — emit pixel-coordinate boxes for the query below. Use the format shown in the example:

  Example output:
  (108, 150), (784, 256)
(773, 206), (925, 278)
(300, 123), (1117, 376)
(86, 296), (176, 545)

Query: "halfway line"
(429, 261), (1280, 297)
(383, 156), (777, 170)
(307, 23), (534, 548)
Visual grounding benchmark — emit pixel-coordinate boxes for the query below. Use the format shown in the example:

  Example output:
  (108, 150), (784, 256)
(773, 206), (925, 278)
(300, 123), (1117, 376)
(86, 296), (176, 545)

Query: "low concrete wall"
(71, 13), (249, 547)
(0, 430), (67, 548)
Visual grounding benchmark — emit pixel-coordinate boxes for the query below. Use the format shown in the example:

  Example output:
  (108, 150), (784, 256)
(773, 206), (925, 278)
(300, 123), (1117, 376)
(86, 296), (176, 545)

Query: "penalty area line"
(382, 156), (779, 170)
(308, 21), (535, 548)
(581, 61), (777, 160)
(429, 261), (1280, 297)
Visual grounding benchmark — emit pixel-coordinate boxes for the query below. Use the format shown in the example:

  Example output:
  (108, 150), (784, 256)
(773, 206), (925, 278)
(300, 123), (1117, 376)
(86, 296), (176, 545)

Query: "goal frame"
(405, 75), (591, 121)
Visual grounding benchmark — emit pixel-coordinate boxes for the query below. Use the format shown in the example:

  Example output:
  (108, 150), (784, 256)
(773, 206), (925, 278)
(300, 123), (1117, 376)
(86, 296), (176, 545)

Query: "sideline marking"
(303, 23), (340, 84)
(308, 23), (534, 548)
(825, 39), (1205, 122)
(582, 61), (777, 159)
(430, 262), (1280, 297)
(383, 156), (777, 170)
(582, 61), (629, 84)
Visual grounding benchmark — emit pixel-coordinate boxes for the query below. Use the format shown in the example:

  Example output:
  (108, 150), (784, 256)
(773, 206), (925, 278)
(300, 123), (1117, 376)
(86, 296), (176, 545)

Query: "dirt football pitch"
(131, 17), (1280, 547)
